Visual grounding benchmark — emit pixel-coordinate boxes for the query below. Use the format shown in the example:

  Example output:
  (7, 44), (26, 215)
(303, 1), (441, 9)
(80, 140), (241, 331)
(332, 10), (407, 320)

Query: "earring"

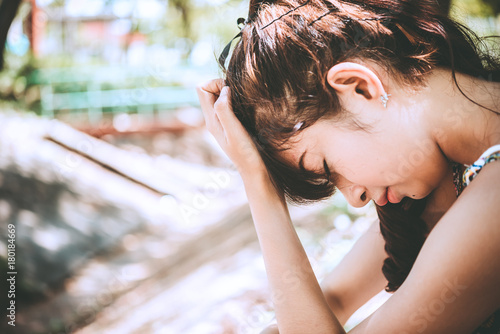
(293, 121), (304, 132)
(380, 93), (391, 108)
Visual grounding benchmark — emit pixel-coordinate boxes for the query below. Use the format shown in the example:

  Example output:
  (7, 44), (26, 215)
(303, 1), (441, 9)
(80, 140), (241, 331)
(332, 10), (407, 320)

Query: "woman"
(197, 0), (500, 332)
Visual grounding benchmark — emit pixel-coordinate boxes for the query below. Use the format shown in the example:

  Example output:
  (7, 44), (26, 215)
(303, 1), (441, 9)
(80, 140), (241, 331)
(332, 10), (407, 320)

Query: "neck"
(421, 162), (457, 231)
(421, 68), (500, 165)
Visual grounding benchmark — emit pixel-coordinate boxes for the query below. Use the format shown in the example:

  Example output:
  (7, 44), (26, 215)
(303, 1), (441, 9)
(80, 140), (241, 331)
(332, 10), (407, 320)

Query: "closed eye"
(323, 159), (340, 184)
(299, 151), (334, 181)
(323, 159), (331, 178)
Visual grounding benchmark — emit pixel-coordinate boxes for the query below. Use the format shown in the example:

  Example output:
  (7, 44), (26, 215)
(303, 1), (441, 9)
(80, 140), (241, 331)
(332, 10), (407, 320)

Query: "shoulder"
(351, 160), (500, 333)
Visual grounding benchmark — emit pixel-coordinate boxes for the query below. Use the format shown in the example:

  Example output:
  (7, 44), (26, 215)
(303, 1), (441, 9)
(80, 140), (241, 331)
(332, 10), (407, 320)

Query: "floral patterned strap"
(462, 145), (500, 188)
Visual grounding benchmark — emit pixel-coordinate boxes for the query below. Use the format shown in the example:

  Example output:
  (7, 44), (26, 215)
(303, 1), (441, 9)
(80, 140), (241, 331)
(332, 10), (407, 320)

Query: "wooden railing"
(30, 65), (205, 124)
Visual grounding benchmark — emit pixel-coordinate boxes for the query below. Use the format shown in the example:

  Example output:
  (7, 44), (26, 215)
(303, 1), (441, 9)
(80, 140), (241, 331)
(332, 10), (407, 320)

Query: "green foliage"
(452, 0), (500, 17)
(481, 0), (500, 15)
(0, 50), (39, 110)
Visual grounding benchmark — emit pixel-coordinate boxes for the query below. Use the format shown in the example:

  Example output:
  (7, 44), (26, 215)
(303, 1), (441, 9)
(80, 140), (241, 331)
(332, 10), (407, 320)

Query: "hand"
(196, 79), (268, 177)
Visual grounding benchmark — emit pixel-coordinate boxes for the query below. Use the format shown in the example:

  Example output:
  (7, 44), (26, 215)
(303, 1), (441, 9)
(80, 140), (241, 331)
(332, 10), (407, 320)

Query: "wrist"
(240, 167), (270, 185)
(238, 165), (269, 182)
(240, 168), (286, 201)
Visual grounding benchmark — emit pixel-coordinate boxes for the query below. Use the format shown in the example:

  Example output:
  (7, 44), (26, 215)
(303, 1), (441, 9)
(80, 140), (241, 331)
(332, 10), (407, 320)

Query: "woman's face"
(280, 111), (450, 208)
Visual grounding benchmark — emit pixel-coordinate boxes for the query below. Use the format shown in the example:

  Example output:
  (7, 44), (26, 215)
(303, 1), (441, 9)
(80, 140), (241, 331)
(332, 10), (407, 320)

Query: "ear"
(326, 62), (386, 102)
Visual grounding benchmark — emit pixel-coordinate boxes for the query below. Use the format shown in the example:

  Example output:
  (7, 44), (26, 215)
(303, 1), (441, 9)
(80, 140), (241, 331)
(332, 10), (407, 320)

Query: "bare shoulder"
(350, 161), (500, 333)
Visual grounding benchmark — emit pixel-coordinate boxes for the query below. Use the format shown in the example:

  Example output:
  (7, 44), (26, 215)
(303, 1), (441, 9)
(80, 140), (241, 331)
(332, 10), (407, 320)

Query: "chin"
(409, 189), (433, 201)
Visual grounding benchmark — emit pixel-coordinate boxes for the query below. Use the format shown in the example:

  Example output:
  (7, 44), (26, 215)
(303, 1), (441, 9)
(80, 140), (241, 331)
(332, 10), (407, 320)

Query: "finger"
(196, 79), (224, 129)
(196, 84), (217, 114)
(203, 105), (223, 137)
(196, 79), (224, 111)
(198, 78), (225, 95)
(197, 91), (227, 140)
(213, 86), (230, 112)
(196, 80), (226, 121)
(213, 86), (231, 127)
(214, 87), (244, 133)
(209, 111), (225, 140)
(201, 100), (225, 141)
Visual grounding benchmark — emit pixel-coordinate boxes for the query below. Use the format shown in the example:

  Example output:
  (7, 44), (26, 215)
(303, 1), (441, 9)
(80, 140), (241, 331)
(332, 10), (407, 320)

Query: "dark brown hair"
(222, 0), (500, 292)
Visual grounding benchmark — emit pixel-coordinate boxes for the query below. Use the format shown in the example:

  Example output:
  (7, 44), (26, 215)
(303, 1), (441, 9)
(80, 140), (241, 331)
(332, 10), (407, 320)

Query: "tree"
(0, 0), (23, 71)
(170, 0), (191, 39)
(482, 0), (500, 16)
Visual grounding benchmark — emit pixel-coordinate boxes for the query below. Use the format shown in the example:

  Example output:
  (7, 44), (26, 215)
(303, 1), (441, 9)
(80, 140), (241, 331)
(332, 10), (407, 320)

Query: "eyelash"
(323, 159), (332, 179)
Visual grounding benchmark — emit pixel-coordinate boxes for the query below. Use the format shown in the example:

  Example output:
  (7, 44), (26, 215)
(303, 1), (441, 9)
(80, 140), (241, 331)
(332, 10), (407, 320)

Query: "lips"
(387, 186), (401, 204)
(373, 187), (401, 206)
(375, 188), (388, 206)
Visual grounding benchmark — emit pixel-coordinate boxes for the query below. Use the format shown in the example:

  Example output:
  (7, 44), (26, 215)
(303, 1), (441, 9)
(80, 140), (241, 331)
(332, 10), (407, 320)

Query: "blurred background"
(0, 0), (498, 333)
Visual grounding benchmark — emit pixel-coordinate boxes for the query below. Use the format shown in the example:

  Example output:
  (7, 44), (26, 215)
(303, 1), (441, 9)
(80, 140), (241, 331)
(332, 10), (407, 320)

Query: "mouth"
(374, 188), (388, 206)
(387, 186), (401, 204)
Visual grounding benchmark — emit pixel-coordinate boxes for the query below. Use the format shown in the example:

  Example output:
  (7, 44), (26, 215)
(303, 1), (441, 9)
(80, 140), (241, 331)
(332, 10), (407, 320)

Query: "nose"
(338, 184), (370, 208)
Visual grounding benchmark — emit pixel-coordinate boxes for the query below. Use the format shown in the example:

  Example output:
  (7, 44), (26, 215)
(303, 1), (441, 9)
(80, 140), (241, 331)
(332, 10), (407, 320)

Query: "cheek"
(325, 125), (441, 187)
(332, 142), (395, 186)
(336, 142), (446, 189)
(416, 158), (450, 190)
(390, 149), (450, 198)
(374, 136), (442, 185)
(335, 157), (392, 186)
(320, 125), (378, 180)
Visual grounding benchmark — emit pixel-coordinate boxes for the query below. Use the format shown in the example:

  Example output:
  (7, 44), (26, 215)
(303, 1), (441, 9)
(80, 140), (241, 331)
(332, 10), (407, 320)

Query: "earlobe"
(326, 62), (387, 104)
